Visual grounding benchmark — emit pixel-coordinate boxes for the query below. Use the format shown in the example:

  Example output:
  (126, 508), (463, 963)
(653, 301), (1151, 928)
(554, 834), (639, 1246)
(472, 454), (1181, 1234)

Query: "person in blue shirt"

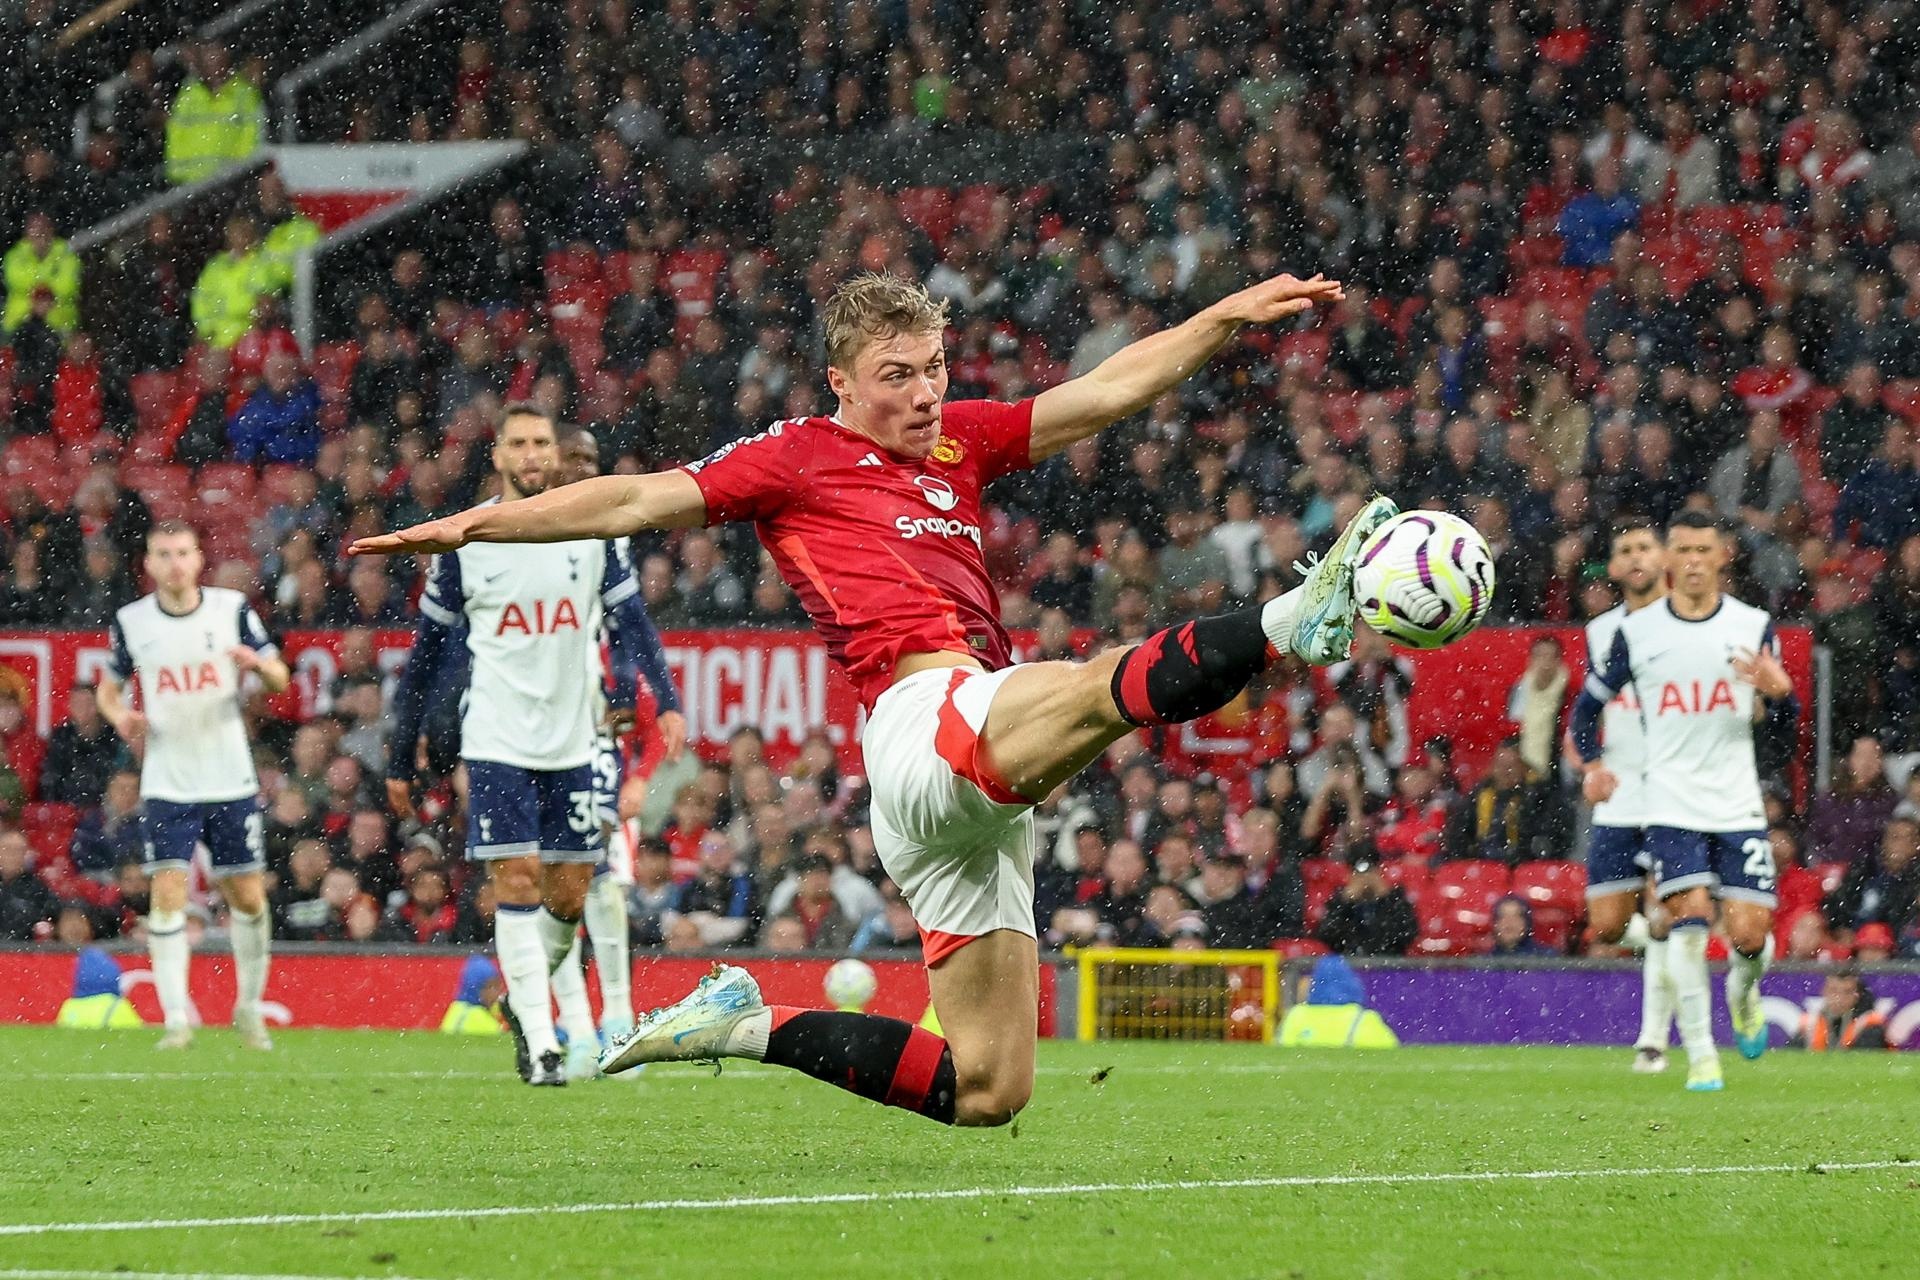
(227, 350), (321, 463)
(1559, 157), (1641, 269)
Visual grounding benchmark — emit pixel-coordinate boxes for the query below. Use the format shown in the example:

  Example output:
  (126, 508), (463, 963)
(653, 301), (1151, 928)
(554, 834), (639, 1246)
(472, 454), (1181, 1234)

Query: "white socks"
(1635, 935), (1674, 1052)
(147, 909), (191, 1031)
(495, 905), (559, 1056)
(535, 906), (580, 972)
(1666, 921), (1717, 1068)
(725, 1006), (773, 1060)
(1726, 932), (1775, 1012)
(1259, 586), (1305, 658)
(584, 874), (633, 1029)
(229, 905), (271, 1014)
(549, 933), (599, 1047)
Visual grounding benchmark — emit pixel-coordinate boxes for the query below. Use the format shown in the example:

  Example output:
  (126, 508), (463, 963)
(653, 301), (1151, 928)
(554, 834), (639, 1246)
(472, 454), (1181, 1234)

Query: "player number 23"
(1741, 837), (1776, 887)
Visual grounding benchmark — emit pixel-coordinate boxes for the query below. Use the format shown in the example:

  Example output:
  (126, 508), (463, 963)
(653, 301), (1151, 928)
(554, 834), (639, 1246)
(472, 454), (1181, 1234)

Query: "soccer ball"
(1352, 511), (1496, 649)
(823, 958), (878, 1012)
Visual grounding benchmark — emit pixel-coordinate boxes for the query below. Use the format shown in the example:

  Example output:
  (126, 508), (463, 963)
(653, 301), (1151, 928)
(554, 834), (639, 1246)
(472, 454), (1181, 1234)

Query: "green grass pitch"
(4, 1026), (1915, 1279)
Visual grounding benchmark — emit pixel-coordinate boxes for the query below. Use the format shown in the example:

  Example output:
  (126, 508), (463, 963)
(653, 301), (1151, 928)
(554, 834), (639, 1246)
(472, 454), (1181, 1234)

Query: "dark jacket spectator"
(39, 686), (124, 807)
(1446, 740), (1554, 864)
(1316, 854), (1417, 956)
(69, 771), (145, 877)
(0, 831), (56, 940)
(1823, 818), (1920, 936)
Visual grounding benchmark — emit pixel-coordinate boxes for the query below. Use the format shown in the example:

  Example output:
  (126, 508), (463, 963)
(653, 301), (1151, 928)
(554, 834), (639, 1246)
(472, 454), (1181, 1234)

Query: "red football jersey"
(680, 400), (1035, 708)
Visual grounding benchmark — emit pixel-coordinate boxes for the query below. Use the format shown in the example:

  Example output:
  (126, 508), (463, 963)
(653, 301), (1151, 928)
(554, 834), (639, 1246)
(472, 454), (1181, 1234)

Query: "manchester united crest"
(930, 435), (965, 466)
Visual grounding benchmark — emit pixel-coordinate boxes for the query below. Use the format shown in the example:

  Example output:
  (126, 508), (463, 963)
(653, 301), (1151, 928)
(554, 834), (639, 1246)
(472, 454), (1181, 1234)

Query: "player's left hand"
(1211, 272), (1345, 326)
(657, 710), (687, 762)
(229, 645), (265, 673)
(1731, 647), (1792, 699)
(348, 517), (470, 558)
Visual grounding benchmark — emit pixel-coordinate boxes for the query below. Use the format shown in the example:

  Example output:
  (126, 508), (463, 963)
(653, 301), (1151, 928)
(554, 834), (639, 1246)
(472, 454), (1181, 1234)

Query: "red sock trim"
(883, 1025), (949, 1110)
(919, 925), (982, 967)
(768, 1005), (805, 1034)
(1115, 629), (1168, 725)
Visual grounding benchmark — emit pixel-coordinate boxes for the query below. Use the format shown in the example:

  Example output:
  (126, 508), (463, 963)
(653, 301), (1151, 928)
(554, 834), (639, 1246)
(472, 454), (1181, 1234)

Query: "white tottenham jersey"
(1584, 604), (1647, 828)
(107, 588), (274, 803)
(421, 519), (637, 772)
(1589, 596), (1777, 833)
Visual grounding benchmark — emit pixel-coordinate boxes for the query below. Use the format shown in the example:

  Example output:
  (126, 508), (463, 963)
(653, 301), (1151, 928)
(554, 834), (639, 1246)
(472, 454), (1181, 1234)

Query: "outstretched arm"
(349, 470), (708, 557)
(1026, 272), (1343, 462)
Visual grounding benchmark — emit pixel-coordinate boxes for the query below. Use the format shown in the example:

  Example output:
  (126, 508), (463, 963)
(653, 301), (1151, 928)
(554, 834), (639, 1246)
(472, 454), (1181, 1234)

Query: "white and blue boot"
(1276, 495), (1400, 665)
(600, 965), (764, 1076)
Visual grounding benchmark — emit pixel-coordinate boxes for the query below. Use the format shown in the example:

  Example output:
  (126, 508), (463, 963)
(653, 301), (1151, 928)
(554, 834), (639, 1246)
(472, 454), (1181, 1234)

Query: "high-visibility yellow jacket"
(2, 236), (82, 332)
(165, 75), (264, 185)
(191, 249), (275, 347)
(260, 215), (321, 294)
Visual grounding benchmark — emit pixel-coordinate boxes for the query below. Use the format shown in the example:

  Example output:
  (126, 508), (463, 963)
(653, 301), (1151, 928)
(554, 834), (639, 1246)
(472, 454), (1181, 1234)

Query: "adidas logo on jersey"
(856, 452), (884, 467)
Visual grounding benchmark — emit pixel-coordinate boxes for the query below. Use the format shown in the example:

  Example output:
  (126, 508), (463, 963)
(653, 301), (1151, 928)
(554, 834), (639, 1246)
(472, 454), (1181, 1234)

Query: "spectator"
(1788, 967), (1891, 1051)
(1833, 423), (1920, 551)
(376, 865), (459, 944)
(165, 42), (263, 186)
(40, 684), (124, 807)
(3, 212), (80, 333)
(1506, 636), (1570, 777)
(228, 351), (321, 463)
(190, 215), (271, 349)
(1807, 738), (1902, 866)
(0, 688), (43, 804)
(0, 829), (56, 940)
(676, 530), (747, 624)
(1558, 157), (1640, 268)
(677, 830), (759, 947)
(1489, 896), (1554, 956)
(1823, 817), (1919, 939)
(1707, 411), (1801, 545)
(777, 853), (856, 950)
(1192, 850), (1263, 949)
(1315, 850), (1417, 957)
(255, 171), (320, 295)
(69, 769), (144, 878)
(1447, 737), (1553, 864)
(271, 838), (338, 940)
(625, 837), (679, 946)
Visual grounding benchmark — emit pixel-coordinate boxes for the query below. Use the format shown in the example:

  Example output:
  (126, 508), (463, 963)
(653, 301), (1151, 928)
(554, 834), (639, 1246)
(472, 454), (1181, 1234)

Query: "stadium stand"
(2, 0), (1919, 964)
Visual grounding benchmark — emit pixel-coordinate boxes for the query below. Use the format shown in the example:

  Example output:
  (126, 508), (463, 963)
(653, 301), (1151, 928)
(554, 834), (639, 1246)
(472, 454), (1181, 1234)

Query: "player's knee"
(953, 1079), (1031, 1128)
(543, 880), (589, 919)
(150, 872), (188, 913)
(1587, 903), (1631, 945)
(492, 866), (540, 905)
(1729, 920), (1772, 956)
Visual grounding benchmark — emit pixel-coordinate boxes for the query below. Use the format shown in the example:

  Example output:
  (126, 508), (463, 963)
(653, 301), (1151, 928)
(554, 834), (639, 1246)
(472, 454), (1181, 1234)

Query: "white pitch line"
(0, 1271), (435, 1280)
(0, 1160), (1904, 1238)
(25, 1060), (1531, 1082)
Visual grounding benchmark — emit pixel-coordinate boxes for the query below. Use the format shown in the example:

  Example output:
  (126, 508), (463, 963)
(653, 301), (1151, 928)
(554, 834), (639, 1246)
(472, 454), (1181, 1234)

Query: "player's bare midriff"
(893, 650), (985, 684)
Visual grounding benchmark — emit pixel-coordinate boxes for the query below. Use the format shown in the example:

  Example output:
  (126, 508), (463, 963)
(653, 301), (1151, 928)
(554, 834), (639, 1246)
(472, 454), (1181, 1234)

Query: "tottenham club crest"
(914, 475), (959, 511)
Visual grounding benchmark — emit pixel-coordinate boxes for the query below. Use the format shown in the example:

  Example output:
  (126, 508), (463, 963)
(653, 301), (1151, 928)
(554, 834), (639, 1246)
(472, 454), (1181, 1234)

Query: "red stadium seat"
(896, 186), (955, 245)
(310, 341), (359, 405)
(1432, 860), (1511, 936)
(1882, 380), (1920, 424)
(197, 463), (256, 505)
(258, 464), (308, 507)
(21, 802), (80, 870)
(1511, 860), (1586, 915)
(1682, 204), (1754, 240)
(1814, 861), (1849, 895)
(130, 371), (185, 433)
(1277, 329), (1330, 379)
(1380, 861), (1431, 914)
(952, 183), (1005, 236)
(1415, 907), (1489, 956)
(1301, 858), (1350, 931)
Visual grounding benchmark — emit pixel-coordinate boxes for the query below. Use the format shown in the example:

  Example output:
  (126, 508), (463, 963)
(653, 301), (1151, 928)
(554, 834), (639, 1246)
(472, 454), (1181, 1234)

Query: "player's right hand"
(349, 517), (469, 558)
(1581, 765), (1618, 804)
(386, 778), (415, 819)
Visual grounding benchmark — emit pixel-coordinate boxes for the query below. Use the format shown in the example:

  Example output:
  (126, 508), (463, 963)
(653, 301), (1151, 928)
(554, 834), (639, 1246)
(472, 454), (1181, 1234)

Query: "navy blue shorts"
(1646, 826), (1777, 907)
(142, 797), (264, 878)
(1586, 825), (1650, 900)
(466, 760), (603, 863)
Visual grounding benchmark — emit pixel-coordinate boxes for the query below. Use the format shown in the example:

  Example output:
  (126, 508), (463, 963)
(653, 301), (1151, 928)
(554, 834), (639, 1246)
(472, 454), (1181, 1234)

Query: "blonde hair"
(822, 272), (949, 370)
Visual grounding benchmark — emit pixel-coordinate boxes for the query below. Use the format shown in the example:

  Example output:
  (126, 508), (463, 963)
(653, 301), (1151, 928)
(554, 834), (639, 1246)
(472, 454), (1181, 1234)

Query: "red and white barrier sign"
(0, 625), (1811, 779)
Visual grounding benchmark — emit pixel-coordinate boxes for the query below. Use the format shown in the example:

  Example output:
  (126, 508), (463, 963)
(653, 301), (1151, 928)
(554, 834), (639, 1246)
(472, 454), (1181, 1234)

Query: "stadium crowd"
(3, 1), (1920, 965)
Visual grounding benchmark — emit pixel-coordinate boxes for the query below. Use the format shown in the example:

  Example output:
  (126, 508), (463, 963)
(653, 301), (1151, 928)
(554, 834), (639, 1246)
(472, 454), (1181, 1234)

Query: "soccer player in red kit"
(353, 272), (1395, 1126)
